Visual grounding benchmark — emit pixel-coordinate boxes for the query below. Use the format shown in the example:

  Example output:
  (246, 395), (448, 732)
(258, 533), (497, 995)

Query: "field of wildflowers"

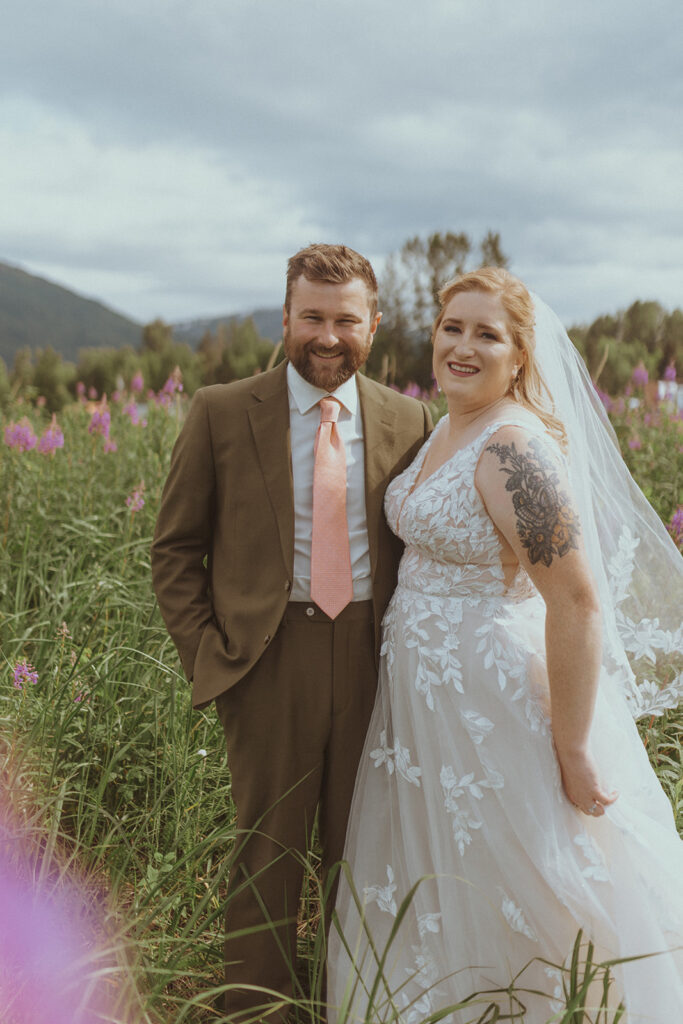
(0, 367), (681, 1023)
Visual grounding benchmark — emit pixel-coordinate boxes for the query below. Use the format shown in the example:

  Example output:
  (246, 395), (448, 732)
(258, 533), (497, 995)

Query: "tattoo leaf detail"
(486, 438), (580, 567)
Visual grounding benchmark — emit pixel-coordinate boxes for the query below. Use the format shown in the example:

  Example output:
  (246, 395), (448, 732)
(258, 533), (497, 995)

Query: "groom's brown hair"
(285, 243), (378, 317)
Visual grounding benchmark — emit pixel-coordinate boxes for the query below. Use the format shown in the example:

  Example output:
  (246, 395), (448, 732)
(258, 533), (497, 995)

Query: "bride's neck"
(445, 396), (515, 441)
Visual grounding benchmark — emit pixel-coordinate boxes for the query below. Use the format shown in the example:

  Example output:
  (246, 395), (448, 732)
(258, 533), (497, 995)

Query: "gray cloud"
(2, 0), (682, 323)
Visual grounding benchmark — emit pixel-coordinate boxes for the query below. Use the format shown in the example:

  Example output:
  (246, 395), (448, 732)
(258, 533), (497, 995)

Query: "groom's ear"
(370, 311), (382, 336)
(282, 304), (289, 331)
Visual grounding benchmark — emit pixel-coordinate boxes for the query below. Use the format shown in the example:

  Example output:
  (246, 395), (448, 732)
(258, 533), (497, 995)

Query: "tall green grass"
(1, 391), (681, 1022)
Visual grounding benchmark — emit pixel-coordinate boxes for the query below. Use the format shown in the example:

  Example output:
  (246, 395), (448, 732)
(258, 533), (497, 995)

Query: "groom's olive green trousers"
(214, 599), (377, 1022)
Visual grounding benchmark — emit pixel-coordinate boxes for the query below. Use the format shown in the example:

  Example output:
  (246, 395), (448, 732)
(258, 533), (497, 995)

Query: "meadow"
(0, 375), (681, 1024)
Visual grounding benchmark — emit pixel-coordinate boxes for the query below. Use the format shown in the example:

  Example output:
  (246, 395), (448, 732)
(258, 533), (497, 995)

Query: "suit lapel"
(358, 374), (399, 581)
(247, 362), (294, 576)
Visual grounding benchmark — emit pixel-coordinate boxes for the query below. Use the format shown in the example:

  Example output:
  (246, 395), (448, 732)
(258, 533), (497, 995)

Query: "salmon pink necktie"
(310, 397), (353, 618)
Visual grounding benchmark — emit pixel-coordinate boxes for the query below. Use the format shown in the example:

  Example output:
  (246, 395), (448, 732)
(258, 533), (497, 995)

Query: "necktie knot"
(319, 397), (341, 424)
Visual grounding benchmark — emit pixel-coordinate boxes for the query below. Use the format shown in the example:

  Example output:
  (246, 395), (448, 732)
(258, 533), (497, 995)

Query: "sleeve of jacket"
(151, 388), (218, 681)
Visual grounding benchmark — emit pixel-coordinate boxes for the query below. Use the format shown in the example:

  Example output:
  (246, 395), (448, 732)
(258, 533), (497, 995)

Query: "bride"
(328, 268), (683, 1022)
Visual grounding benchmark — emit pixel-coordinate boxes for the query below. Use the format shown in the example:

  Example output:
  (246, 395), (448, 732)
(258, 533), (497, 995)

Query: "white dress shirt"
(287, 362), (372, 602)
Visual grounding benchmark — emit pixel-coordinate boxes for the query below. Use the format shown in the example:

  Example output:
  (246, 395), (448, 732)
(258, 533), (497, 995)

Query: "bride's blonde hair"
(433, 267), (568, 450)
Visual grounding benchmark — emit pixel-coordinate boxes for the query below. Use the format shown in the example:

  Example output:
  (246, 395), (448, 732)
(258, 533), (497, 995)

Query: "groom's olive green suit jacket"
(151, 360), (432, 709)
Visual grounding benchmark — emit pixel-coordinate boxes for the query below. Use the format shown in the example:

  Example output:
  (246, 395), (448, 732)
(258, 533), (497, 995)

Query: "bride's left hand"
(556, 747), (618, 818)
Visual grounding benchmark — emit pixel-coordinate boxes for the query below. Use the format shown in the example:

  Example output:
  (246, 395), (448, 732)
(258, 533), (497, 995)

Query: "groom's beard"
(283, 326), (373, 391)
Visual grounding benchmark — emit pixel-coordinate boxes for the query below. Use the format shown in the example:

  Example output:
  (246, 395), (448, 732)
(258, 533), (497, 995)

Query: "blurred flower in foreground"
(130, 371), (144, 394)
(126, 482), (145, 513)
(103, 438), (118, 453)
(0, 847), (113, 1023)
(663, 362), (677, 382)
(4, 418), (38, 452)
(37, 415), (65, 455)
(627, 436), (642, 451)
(13, 659), (38, 690)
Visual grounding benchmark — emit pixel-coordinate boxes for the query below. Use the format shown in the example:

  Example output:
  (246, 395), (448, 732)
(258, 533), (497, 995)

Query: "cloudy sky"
(2, 0), (682, 327)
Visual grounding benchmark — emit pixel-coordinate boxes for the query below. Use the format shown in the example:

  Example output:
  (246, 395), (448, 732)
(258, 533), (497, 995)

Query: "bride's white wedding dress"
(329, 412), (683, 1023)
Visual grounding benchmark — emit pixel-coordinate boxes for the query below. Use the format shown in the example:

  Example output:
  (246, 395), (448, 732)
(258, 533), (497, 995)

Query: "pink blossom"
(87, 386), (98, 400)
(123, 401), (146, 427)
(126, 481), (145, 513)
(664, 362), (677, 382)
(628, 436), (642, 451)
(631, 362), (648, 388)
(131, 371), (144, 394)
(37, 415), (65, 455)
(88, 405), (111, 438)
(13, 658), (38, 690)
(668, 506), (683, 545)
(76, 381), (86, 398)
(0, 844), (113, 1023)
(4, 418), (38, 452)
(103, 437), (118, 453)
(593, 386), (612, 412)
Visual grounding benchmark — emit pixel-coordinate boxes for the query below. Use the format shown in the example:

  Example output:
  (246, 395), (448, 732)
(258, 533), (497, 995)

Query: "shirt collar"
(287, 362), (358, 416)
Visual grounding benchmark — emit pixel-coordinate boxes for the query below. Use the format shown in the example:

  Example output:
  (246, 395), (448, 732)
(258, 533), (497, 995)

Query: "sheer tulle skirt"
(328, 587), (683, 1023)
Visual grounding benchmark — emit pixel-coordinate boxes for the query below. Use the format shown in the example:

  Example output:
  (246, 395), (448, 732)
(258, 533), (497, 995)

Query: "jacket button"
(284, 581), (291, 591)
(306, 606), (315, 617)
(264, 634), (271, 645)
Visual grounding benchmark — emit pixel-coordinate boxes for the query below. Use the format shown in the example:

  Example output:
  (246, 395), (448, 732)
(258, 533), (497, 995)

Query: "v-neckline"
(408, 416), (490, 498)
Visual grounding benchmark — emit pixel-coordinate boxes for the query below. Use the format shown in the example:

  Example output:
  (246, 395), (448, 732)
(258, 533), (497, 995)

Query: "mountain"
(0, 260), (143, 365)
(172, 307), (282, 346)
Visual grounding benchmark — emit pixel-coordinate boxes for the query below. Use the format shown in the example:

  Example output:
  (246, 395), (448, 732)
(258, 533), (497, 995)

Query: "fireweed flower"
(76, 381), (86, 399)
(131, 371), (144, 394)
(631, 362), (649, 388)
(0, 846), (113, 1024)
(88, 405), (111, 438)
(126, 482), (145, 513)
(13, 659), (38, 690)
(4, 418), (38, 452)
(157, 366), (184, 407)
(87, 386), (98, 400)
(669, 506), (683, 545)
(664, 362), (677, 382)
(103, 437), (118, 453)
(37, 415), (65, 455)
(628, 436), (642, 451)
(123, 401), (146, 427)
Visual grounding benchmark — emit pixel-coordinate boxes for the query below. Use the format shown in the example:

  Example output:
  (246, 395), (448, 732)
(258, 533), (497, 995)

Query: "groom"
(151, 243), (431, 1020)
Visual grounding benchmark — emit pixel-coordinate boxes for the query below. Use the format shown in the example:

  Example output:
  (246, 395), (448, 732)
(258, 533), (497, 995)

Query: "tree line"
(1, 231), (679, 412)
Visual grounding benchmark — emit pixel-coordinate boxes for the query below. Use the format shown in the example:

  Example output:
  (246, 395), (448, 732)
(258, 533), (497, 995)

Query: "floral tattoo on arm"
(486, 438), (580, 567)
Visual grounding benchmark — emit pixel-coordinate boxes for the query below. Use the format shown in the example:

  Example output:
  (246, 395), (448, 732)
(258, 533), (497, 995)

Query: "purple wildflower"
(4, 418), (38, 452)
(631, 362), (649, 388)
(123, 401), (146, 427)
(664, 362), (677, 382)
(76, 381), (86, 399)
(0, 845), (113, 1024)
(88, 405), (111, 438)
(131, 371), (144, 394)
(628, 436), (642, 451)
(402, 382), (422, 399)
(13, 659), (38, 690)
(37, 415), (65, 455)
(593, 385), (612, 412)
(103, 437), (118, 453)
(87, 386), (98, 400)
(668, 506), (683, 546)
(126, 482), (145, 513)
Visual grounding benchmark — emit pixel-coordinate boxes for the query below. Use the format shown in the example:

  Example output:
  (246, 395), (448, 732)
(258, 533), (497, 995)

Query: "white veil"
(531, 294), (683, 719)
